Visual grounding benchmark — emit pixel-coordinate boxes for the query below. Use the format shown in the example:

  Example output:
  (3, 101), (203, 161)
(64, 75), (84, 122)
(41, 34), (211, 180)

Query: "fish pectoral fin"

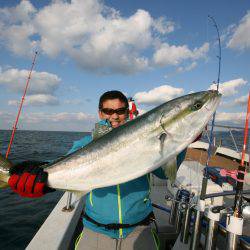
(159, 132), (167, 155)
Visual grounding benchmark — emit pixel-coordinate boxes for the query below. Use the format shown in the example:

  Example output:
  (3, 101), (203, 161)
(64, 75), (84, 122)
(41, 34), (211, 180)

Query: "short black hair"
(99, 90), (129, 110)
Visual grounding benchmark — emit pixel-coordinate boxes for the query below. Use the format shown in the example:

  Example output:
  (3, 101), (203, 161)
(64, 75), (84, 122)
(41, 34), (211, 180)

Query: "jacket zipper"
(117, 184), (123, 238)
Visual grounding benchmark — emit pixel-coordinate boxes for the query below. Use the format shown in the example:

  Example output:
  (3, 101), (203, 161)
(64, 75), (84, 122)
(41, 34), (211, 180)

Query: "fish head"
(154, 90), (221, 157)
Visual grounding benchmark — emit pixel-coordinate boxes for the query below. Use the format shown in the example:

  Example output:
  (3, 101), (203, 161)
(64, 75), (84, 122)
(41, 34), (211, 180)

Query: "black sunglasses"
(101, 107), (128, 115)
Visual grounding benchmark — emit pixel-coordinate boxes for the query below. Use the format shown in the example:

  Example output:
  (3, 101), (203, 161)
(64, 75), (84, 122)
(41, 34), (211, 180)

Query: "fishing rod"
(222, 92), (250, 250)
(200, 15), (222, 200)
(5, 51), (38, 159)
(233, 92), (250, 217)
(190, 15), (222, 250)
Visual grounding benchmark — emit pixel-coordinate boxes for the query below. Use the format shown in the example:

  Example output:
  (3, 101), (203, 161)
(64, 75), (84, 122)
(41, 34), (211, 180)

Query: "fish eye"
(192, 101), (203, 111)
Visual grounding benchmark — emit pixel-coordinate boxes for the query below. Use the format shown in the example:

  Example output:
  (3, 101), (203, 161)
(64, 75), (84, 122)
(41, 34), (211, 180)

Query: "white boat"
(26, 130), (250, 250)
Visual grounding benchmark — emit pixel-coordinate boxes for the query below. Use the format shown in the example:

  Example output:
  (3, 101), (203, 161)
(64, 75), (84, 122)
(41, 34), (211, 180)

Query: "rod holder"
(175, 202), (185, 233)
(180, 205), (191, 244)
(226, 215), (243, 250)
(189, 200), (205, 250)
(204, 206), (221, 250)
(169, 199), (178, 225)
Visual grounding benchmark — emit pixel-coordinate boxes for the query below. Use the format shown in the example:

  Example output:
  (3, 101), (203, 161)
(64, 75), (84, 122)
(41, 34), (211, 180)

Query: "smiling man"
(8, 90), (168, 250)
(70, 90), (167, 250)
(99, 91), (129, 128)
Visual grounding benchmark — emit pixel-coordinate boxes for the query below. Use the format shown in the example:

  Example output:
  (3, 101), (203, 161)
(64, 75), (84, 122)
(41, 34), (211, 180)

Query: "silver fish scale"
(36, 91), (222, 191)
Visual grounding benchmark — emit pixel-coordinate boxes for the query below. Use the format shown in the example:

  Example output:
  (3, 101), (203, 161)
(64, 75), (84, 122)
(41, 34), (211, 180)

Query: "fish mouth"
(204, 90), (221, 112)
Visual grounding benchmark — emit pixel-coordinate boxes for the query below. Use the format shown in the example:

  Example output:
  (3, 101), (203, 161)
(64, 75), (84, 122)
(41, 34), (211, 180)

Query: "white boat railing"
(27, 192), (84, 250)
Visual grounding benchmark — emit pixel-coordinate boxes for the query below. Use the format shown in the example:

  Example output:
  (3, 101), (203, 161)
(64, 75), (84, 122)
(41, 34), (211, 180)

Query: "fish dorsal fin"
(92, 123), (112, 140)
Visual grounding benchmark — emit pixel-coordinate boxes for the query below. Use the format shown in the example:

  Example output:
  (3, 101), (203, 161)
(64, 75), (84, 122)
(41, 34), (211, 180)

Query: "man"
(8, 90), (184, 250)
(69, 91), (167, 249)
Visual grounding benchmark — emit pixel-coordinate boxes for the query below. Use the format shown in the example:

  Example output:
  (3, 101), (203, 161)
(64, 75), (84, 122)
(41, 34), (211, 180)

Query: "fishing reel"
(165, 188), (195, 238)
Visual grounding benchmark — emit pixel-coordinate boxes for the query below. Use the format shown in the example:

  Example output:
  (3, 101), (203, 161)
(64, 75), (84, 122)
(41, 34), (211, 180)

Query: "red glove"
(8, 161), (54, 198)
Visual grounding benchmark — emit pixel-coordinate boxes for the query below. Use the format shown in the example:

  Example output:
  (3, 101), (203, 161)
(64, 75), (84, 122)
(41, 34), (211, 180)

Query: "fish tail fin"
(0, 154), (12, 188)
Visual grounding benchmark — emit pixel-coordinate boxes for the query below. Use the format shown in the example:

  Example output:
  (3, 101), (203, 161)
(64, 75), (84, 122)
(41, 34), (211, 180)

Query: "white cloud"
(222, 95), (249, 107)
(227, 11), (250, 50)
(134, 85), (184, 106)
(0, 0), (208, 74)
(233, 95), (248, 106)
(177, 62), (197, 73)
(0, 110), (97, 131)
(221, 24), (235, 43)
(216, 112), (246, 124)
(0, 68), (61, 94)
(0, 1), (153, 74)
(22, 112), (95, 123)
(64, 99), (84, 105)
(0, 1), (37, 55)
(153, 42), (209, 67)
(0, 1), (36, 23)
(153, 17), (175, 34)
(8, 94), (59, 106)
(36, 112), (94, 123)
(209, 78), (247, 97)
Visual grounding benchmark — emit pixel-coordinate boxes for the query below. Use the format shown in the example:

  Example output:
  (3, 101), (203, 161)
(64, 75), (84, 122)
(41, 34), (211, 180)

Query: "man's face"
(99, 98), (128, 128)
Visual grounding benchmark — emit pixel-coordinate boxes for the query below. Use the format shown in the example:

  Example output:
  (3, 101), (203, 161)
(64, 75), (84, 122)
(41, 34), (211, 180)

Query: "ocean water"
(0, 129), (247, 249)
(0, 130), (89, 250)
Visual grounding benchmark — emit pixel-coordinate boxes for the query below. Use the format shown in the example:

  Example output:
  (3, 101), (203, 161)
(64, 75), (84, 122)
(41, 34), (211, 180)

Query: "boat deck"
(186, 148), (240, 169)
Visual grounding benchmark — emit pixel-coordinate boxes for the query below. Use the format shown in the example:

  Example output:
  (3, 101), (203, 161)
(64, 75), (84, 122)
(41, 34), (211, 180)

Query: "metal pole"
(226, 232), (239, 250)
(205, 219), (218, 250)
(169, 190), (179, 225)
(226, 215), (243, 250)
(66, 192), (73, 209)
(169, 199), (178, 225)
(62, 192), (74, 212)
(204, 206), (221, 250)
(175, 202), (184, 233)
(229, 128), (239, 153)
(189, 199), (205, 250)
(189, 208), (202, 250)
(180, 205), (191, 244)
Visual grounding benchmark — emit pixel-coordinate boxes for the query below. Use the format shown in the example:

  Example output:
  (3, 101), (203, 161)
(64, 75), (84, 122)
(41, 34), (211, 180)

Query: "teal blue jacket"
(68, 120), (185, 239)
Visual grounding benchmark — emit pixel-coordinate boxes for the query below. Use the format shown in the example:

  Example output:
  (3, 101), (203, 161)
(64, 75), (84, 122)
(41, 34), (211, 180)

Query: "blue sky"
(0, 0), (249, 131)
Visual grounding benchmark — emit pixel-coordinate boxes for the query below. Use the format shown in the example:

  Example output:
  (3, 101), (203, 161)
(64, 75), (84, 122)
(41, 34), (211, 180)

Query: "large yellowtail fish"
(0, 91), (221, 195)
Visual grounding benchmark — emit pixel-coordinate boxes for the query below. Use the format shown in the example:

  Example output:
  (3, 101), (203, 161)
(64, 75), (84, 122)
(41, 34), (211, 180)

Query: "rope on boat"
(5, 51), (38, 159)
